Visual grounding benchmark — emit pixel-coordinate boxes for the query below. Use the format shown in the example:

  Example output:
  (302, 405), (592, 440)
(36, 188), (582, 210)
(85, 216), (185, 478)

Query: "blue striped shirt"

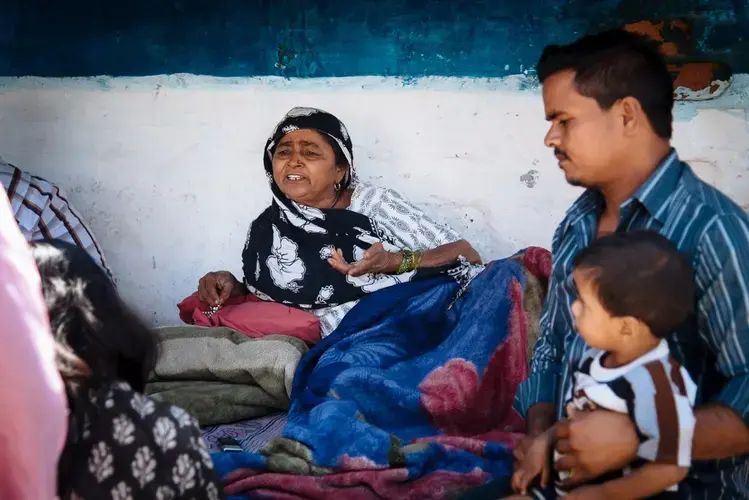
(514, 150), (749, 498)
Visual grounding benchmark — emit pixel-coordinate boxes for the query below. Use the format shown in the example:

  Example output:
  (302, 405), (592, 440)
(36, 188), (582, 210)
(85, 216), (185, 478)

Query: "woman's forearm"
(418, 239), (482, 268)
(346, 240), (483, 276)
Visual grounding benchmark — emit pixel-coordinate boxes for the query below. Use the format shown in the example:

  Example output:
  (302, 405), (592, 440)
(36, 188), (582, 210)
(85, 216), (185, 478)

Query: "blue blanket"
(214, 254), (541, 499)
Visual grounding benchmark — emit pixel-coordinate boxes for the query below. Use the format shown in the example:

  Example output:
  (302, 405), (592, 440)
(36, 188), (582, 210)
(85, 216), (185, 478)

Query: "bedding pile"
(212, 248), (551, 499)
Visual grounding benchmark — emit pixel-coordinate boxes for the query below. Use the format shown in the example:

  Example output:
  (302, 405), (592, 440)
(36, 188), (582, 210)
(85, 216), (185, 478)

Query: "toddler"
(512, 231), (696, 499)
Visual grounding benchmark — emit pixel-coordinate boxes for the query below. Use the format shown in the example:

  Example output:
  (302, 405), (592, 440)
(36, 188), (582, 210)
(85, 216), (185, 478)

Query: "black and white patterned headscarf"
(241, 107), (447, 309)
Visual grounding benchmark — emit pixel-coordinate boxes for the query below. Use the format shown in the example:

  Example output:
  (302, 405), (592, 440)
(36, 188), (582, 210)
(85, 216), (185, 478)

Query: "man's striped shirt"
(0, 159), (111, 278)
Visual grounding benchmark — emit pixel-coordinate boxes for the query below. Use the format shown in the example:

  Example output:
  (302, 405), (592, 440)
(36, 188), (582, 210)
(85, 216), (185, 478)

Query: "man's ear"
(617, 97), (642, 137)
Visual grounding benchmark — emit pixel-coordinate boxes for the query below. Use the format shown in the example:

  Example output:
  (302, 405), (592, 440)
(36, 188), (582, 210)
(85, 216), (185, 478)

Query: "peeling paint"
(520, 170), (540, 188)
(674, 79), (732, 101)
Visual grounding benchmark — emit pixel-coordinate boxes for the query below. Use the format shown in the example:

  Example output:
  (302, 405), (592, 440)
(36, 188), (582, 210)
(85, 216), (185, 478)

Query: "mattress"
(202, 412), (287, 452)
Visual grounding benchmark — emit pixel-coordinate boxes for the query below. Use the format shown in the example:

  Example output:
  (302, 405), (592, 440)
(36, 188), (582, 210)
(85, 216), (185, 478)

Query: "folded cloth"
(177, 292), (321, 345)
(146, 327), (308, 425)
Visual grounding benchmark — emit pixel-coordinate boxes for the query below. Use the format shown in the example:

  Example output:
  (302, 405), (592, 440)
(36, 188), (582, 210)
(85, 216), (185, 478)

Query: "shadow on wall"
(0, 0), (746, 79)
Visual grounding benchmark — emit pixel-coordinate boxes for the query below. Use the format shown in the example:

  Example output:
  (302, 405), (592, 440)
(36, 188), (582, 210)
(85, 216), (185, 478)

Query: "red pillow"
(177, 292), (321, 345)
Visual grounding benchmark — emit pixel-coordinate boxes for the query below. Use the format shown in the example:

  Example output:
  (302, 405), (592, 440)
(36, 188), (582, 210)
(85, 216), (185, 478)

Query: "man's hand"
(328, 243), (401, 276)
(555, 410), (638, 486)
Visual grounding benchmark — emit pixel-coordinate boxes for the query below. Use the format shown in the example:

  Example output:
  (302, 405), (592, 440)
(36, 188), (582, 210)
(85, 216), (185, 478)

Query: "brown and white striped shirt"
(555, 339), (696, 496)
(0, 159), (111, 279)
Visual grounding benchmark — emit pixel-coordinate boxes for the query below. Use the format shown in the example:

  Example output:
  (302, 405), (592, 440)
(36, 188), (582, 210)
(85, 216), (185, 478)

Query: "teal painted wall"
(0, 1), (746, 77)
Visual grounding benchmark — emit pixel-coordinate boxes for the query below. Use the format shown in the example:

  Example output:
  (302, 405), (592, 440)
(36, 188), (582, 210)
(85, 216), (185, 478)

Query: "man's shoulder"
(0, 158), (59, 197)
(0, 156), (17, 173)
(673, 162), (748, 230)
(0, 157), (23, 188)
(555, 190), (598, 234)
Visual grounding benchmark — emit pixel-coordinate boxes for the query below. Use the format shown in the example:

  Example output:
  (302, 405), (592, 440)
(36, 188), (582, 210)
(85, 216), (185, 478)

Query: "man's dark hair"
(537, 29), (674, 139)
(573, 230), (694, 338)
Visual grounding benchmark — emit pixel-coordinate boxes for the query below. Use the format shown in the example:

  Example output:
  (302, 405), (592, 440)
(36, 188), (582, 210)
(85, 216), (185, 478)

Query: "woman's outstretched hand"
(198, 271), (242, 306)
(328, 243), (402, 277)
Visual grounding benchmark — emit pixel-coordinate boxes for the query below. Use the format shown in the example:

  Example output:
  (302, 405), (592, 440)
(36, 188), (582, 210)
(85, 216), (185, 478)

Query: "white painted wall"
(0, 75), (747, 325)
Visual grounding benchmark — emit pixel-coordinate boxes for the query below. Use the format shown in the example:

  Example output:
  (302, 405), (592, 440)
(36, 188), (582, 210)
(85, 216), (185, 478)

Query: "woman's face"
(271, 129), (346, 208)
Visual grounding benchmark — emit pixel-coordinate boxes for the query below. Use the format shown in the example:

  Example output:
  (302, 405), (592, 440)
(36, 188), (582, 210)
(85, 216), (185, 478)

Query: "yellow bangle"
(413, 250), (423, 269)
(397, 249), (413, 274)
(396, 249), (422, 274)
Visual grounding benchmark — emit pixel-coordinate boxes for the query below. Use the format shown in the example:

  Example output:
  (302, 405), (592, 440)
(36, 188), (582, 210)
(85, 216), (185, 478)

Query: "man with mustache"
(514, 29), (749, 498)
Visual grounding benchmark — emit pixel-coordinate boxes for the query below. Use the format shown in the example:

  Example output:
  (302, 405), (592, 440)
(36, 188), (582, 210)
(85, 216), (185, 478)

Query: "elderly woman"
(198, 107), (482, 336)
(193, 108), (539, 500)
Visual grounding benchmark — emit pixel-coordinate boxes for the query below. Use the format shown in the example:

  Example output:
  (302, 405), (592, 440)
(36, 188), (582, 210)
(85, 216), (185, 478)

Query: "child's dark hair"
(30, 239), (157, 389)
(29, 239), (157, 496)
(573, 231), (694, 338)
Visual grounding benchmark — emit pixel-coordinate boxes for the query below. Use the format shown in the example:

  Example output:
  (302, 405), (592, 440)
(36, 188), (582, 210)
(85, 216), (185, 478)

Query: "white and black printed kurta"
(553, 339), (696, 497)
(245, 182), (465, 336)
(309, 183), (463, 335)
(62, 382), (222, 500)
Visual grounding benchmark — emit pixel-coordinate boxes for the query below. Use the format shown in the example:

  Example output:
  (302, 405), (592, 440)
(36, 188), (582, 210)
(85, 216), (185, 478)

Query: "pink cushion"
(177, 292), (321, 345)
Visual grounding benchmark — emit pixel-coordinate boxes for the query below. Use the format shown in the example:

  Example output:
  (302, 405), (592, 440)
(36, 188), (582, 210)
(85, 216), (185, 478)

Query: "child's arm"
(566, 462), (688, 500)
(512, 424), (556, 494)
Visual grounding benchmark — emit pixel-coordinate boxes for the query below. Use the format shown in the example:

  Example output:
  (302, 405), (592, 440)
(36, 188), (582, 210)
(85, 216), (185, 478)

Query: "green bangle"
(397, 249), (414, 274)
(413, 250), (423, 269)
